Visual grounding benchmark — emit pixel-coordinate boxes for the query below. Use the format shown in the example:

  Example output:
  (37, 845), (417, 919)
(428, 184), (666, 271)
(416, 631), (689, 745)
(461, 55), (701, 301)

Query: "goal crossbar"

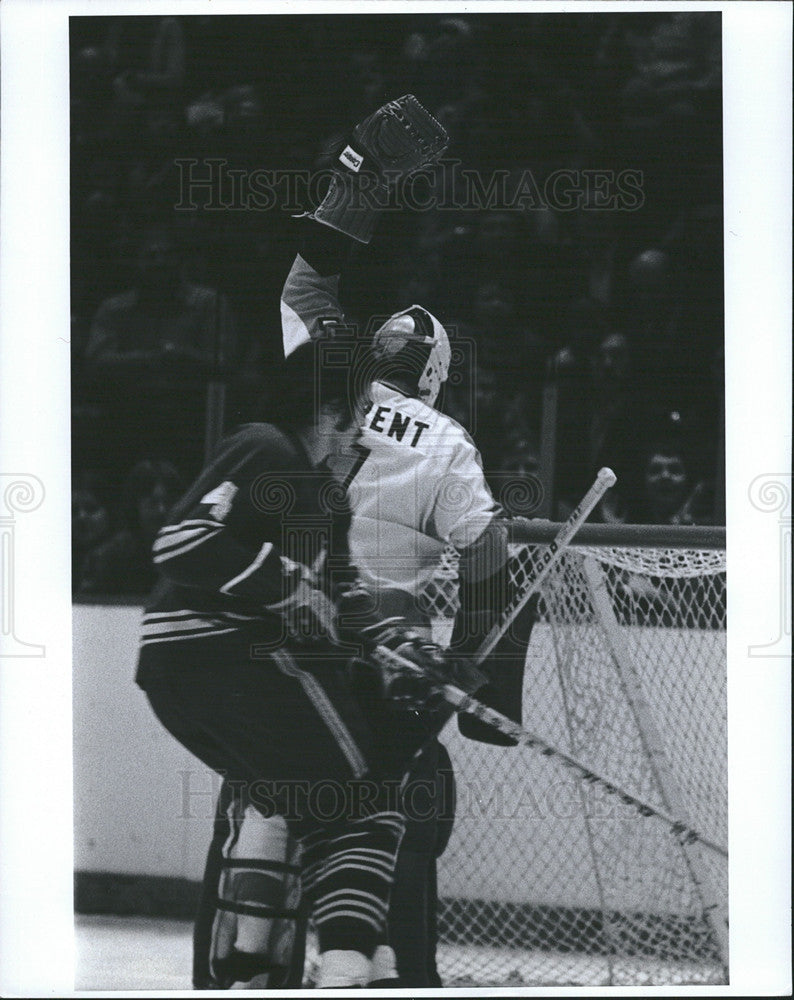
(507, 520), (725, 550)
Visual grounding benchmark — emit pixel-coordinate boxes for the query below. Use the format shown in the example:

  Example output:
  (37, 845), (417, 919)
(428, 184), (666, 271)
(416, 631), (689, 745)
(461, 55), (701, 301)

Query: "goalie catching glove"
(336, 588), (485, 709)
(311, 94), (449, 243)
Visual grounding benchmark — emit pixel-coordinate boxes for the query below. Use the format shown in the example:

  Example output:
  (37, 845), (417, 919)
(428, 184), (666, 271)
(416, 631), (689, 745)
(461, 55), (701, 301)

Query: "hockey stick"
(472, 466), (617, 666)
(370, 643), (728, 859)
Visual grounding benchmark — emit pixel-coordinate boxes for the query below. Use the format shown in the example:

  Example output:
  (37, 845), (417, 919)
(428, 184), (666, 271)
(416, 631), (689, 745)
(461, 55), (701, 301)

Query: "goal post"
(582, 553), (728, 967)
(424, 521), (728, 987)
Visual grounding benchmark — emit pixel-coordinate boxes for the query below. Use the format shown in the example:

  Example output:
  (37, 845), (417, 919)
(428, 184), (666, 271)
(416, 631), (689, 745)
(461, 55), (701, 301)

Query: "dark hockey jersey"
(138, 423), (348, 649)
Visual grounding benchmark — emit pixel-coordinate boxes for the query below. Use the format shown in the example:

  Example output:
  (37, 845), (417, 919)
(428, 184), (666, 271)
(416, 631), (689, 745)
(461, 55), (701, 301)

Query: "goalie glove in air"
(311, 94), (449, 244)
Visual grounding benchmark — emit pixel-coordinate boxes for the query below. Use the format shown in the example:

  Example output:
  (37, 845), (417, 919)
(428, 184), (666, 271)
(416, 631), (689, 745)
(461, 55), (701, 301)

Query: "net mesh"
(429, 541), (728, 987)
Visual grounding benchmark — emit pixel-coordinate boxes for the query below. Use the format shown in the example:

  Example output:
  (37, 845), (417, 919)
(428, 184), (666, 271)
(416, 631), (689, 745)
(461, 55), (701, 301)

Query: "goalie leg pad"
(205, 788), (304, 988)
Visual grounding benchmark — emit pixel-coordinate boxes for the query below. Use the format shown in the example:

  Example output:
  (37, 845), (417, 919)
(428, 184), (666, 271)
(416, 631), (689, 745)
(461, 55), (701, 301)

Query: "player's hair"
(261, 340), (369, 431)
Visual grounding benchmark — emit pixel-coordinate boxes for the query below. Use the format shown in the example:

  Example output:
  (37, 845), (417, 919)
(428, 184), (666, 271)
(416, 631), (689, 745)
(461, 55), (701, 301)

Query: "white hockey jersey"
(337, 381), (495, 594)
(281, 253), (497, 597)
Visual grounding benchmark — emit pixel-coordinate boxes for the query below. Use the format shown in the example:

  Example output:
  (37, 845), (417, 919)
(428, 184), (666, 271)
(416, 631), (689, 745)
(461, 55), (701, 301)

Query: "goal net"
(424, 525), (728, 987)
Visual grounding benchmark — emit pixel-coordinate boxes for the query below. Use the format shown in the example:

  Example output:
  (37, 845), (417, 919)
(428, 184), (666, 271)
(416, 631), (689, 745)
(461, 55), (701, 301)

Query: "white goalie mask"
(371, 305), (451, 406)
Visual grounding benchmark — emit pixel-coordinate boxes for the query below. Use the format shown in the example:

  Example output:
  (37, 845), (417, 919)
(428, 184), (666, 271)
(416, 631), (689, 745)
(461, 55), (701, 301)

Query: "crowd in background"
(71, 12), (724, 596)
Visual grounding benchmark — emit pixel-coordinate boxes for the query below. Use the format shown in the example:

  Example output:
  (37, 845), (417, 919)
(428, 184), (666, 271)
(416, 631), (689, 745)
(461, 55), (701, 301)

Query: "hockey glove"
(311, 94), (448, 243)
(373, 639), (491, 710)
(337, 588), (486, 708)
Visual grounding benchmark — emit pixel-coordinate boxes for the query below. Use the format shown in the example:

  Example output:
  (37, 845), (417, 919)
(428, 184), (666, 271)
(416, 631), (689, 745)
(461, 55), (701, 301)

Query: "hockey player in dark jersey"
(136, 336), (467, 989)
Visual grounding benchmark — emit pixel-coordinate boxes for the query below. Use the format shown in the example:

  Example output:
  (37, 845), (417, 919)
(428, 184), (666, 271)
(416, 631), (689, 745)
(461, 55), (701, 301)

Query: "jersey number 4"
(200, 480), (238, 520)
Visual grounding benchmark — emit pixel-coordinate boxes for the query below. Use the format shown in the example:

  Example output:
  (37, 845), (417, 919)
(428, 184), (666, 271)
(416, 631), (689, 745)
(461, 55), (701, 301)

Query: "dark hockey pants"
(138, 632), (408, 960)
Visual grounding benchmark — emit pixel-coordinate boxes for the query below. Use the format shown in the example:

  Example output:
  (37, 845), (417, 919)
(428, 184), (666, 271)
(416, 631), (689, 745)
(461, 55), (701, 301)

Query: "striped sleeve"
(151, 426), (328, 612)
(152, 513), (288, 605)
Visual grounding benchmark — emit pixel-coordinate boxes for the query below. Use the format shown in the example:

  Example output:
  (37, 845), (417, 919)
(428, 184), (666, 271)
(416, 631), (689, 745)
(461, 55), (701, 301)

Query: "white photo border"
(0, 1), (790, 995)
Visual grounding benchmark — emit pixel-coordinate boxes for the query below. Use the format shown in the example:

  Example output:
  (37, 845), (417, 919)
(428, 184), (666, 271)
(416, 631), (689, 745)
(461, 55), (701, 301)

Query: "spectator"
(590, 332), (632, 441)
(498, 433), (539, 480)
(490, 432), (542, 518)
(72, 472), (113, 593)
(85, 225), (239, 474)
(555, 328), (652, 520)
(70, 13), (724, 525)
(77, 460), (184, 597)
(608, 433), (714, 623)
(453, 360), (501, 472)
(86, 225), (237, 369)
(473, 277), (545, 384)
(551, 297), (609, 373)
(622, 249), (681, 355)
(598, 11), (722, 222)
(399, 17), (477, 114)
(632, 437), (706, 526)
(111, 17), (186, 125)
